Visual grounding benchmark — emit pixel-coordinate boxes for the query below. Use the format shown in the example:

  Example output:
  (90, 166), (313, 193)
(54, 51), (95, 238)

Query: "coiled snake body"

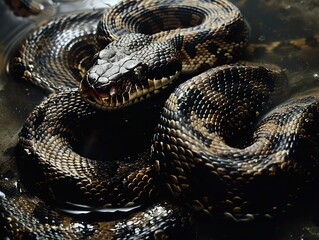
(2, 0), (319, 238)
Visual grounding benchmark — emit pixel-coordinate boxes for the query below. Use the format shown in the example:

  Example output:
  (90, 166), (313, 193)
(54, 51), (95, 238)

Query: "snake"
(2, 0), (319, 239)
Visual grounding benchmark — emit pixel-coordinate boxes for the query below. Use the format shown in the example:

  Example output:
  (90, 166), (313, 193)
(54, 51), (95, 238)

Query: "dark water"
(0, 0), (319, 239)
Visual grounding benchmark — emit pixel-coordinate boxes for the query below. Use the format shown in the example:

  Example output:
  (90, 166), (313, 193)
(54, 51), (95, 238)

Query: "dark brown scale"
(96, 0), (249, 76)
(10, 10), (103, 92)
(18, 89), (157, 207)
(5, 0), (319, 238)
(5, 89), (192, 239)
(152, 64), (319, 221)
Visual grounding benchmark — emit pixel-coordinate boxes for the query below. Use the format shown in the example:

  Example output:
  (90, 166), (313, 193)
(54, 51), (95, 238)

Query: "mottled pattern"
(1, 89), (193, 239)
(81, 0), (249, 109)
(152, 63), (319, 221)
(5, 0), (319, 239)
(10, 10), (103, 92)
(97, 0), (249, 73)
(18, 89), (158, 207)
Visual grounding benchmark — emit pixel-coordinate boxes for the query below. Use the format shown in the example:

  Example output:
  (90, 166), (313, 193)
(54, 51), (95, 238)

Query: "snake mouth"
(80, 71), (180, 110)
(79, 77), (145, 110)
(79, 78), (121, 109)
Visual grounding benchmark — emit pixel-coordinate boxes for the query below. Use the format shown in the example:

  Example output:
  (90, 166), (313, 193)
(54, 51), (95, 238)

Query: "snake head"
(79, 33), (183, 110)
(80, 53), (147, 109)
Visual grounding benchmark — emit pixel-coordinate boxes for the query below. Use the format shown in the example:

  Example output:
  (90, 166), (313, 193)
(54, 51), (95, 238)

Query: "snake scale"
(2, 0), (319, 239)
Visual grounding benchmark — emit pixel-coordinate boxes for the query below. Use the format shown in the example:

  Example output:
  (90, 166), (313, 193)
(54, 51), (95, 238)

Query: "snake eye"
(133, 65), (147, 82)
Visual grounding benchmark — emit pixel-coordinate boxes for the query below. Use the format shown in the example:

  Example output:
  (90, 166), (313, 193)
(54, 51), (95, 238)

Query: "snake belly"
(3, 0), (319, 238)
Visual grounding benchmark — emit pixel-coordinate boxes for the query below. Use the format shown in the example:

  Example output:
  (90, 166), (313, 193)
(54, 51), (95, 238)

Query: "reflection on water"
(0, 0), (319, 239)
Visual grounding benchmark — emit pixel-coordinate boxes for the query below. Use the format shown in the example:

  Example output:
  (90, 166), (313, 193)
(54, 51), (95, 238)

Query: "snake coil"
(2, 0), (319, 239)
